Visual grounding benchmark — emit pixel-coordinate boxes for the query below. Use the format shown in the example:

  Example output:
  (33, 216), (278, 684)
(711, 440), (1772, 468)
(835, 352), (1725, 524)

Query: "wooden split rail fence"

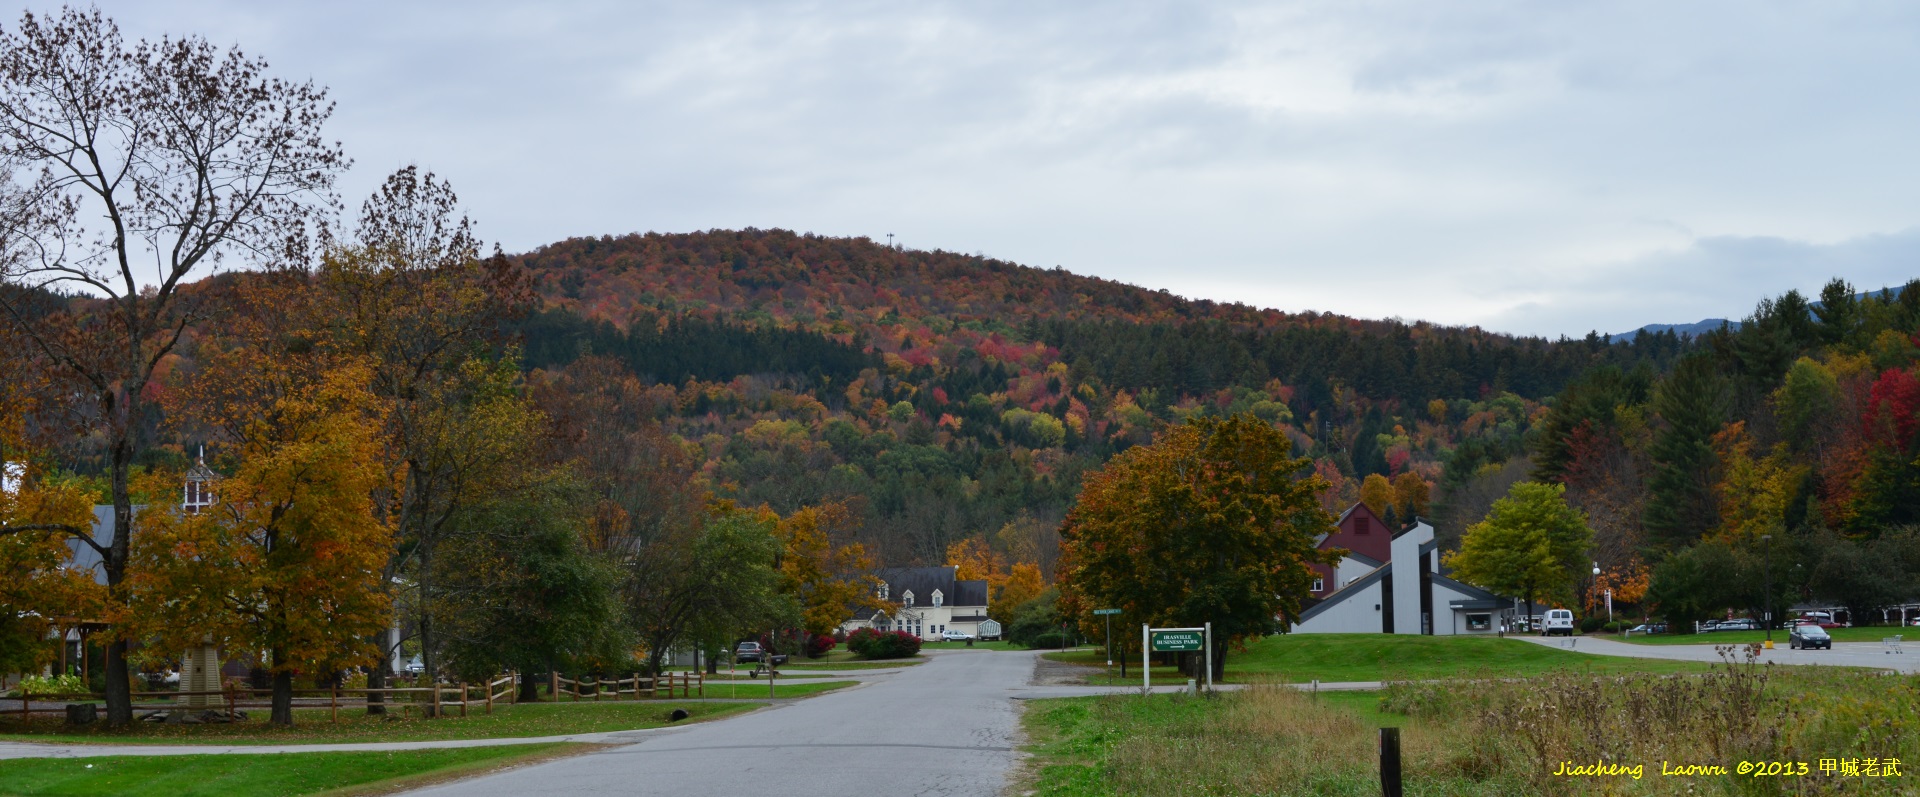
(8, 670), (705, 723)
(549, 671), (703, 700)
(8, 673), (520, 722)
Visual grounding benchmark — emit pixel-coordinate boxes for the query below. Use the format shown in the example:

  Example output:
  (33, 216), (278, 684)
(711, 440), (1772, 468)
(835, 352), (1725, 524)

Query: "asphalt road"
(402, 650), (1035, 797)
(1515, 633), (1920, 673)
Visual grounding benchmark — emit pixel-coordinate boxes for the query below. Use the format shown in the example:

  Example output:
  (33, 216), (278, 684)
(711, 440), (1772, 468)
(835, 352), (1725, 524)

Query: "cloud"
(65, 1), (1920, 337)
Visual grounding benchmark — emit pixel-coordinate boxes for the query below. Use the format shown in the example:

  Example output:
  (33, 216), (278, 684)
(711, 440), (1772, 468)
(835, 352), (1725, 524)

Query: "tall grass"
(1028, 645), (1920, 796)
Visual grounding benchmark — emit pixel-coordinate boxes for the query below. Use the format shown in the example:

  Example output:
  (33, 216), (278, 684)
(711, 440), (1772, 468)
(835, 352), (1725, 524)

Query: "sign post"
(1143, 624), (1212, 695)
(1094, 609), (1121, 666)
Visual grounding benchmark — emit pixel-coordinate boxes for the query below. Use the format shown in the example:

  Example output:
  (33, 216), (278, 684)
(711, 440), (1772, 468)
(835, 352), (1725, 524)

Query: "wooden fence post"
(485, 676), (493, 715)
(431, 681), (442, 719)
(1380, 727), (1403, 797)
(330, 685), (338, 724)
(549, 670), (558, 702)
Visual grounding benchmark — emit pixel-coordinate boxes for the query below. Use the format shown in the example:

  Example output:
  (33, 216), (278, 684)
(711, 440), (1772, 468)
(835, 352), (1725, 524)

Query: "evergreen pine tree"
(1643, 354), (1727, 550)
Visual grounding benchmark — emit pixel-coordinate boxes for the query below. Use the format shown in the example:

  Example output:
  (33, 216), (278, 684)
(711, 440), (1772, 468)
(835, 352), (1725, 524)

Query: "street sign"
(1150, 630), (1204, 652)
(1093, 608), (1122, 616)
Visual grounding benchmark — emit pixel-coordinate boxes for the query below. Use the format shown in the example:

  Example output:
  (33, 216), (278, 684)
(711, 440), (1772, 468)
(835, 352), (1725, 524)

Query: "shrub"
(1578, 616), (1605, 633)
(847, 628), (922, 659)
(1031, 631), (1072, 649)
(9, 673), (86, 698)
(804, 633), (837, 658)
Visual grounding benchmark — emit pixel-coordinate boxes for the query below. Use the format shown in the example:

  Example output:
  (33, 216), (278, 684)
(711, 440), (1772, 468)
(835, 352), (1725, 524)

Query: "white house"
(840, 566), (990, 639)
(1293, 517), (1514, 636)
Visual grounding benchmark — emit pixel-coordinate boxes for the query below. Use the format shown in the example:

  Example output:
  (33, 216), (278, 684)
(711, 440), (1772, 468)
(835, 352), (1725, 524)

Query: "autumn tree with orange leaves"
(1057, 415), (1337, 681)
(0, 7), (347, 725)
(126, 362), (391, 725)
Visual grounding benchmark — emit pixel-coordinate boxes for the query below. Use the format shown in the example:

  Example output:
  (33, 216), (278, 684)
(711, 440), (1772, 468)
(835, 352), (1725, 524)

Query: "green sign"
(1093, 608), (1122, 616)
(1150, 630), (1203, 652)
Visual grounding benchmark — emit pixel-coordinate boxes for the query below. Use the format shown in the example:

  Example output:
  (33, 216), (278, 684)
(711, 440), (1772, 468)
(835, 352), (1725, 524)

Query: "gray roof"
(1295, 561), (1391, 624)
(1345, 551), (1383, 568)
(1433, 574), (1512, 610)
(869, 566), (990, 611)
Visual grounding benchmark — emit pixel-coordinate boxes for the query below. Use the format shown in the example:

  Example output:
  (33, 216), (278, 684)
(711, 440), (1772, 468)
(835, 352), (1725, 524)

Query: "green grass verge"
(689, 680), (857, 700)
(0, 700), (760, 746)
(1607, 626), (1905, 645)
(1044, 633), (1722, 684)
(777, 659), (923, 670)
(916, 640), (1023, 651)
(0, 743), (581, 797)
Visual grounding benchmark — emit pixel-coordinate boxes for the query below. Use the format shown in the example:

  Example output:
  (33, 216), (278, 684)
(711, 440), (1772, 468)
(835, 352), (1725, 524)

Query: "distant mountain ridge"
(1614, 284), (1911, 342)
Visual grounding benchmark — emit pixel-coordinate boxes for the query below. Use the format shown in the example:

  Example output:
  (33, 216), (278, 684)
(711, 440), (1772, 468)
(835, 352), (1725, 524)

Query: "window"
(878, 583), (889, 601)
(931, 590), (943, 607)
(1355, 516), (1371, 535)
(1466, 614), (1492, 631)
(1312, 578), (1324, 592)
(903, 590), (914, 607)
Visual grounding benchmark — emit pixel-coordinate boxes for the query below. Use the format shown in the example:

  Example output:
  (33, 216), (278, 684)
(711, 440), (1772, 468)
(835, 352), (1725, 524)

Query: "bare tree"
(0, 7), (344, 725)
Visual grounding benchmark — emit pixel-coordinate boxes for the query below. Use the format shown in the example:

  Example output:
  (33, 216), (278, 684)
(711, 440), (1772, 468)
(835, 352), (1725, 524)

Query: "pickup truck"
(733, 642), (788, 666)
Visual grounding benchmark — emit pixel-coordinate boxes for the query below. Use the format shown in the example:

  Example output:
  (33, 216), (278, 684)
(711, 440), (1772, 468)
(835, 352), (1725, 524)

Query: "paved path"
(403, 650), (1036, 797)
(1515, 634), (1920, 673)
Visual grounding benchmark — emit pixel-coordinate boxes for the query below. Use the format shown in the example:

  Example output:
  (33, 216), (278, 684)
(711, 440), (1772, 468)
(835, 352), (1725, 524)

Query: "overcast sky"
(78, 1), (1920, 337)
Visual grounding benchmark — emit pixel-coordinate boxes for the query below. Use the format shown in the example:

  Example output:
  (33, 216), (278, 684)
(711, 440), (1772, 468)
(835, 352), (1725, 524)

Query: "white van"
(1543, 609), (1576, 636)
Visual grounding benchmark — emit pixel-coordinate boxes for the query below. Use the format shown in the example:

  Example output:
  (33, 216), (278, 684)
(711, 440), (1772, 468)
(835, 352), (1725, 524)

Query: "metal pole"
(1763, 534), (1774, 646)
(1203, 622), (1213, 694)
(1142, 624), (1150, 696)
(1105, 614), (1113, 667)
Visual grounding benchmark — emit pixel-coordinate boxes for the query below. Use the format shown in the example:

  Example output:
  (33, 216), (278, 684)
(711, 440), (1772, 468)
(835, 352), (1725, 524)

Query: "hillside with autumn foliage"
(504, 228), (1693, 567)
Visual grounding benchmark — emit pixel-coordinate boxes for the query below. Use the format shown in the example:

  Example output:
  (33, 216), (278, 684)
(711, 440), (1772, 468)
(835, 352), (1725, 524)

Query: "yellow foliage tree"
(1710, 421), (1804, 543)
(1391, 472), (1431, 520)
(946, 537), (1009, 594)
(1359, 473), (1393, 518)
(123, 362), (392, 725)
(998, 562), (1045, 612)
(774, 502), (881, 637)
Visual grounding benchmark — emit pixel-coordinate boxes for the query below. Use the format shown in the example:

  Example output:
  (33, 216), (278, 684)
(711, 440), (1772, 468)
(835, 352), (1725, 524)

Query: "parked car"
(1626, 623), (1665, 635)
(940, 630), (973, 642)
(1788, 623), (1832, 650)
(1543, 609), (1576, 636)
(734, 641), (765, 663)
(1714, 618), (1759, 631)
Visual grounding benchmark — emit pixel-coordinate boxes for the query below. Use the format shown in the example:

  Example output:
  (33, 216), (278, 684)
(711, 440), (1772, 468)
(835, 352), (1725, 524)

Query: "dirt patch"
(1029, 656), (1101, 686)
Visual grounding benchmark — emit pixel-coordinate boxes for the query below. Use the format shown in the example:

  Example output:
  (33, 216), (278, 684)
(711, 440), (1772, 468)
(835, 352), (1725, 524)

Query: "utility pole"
(886, 233), (895, 249)
(1762, 534), (1774, 648)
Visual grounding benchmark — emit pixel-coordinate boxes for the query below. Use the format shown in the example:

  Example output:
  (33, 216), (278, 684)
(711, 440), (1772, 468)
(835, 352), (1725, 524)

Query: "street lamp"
(1761, 534), (1774, 648)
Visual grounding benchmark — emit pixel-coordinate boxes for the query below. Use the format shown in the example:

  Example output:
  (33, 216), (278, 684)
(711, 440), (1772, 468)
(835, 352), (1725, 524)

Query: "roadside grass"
(0, 743), (583, 797)
(1018, 658), (1920, 796)
(916, 640), (1022, 651)
(694, 680), (856, 700)
(0, 699), (763, 745)
(778, 659), (922, 670)
(1044, 634), (1722, 685)
(1608, 627), (1903, 645)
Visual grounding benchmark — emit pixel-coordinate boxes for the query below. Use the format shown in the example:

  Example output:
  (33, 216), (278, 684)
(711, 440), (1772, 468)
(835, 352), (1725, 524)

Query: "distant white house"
(1, 461), (21, 494)
(840, 566), (991, 639)
(1293, 516), (1515, 636)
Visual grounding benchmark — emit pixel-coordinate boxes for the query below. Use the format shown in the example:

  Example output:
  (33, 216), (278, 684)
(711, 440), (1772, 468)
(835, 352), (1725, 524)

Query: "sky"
(74, 1), (1920, 337)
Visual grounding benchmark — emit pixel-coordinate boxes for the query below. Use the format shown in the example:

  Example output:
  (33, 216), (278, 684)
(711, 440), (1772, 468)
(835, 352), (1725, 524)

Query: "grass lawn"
(1043, 633), (1721, 685)
(693, 680), (856, 700)
(916, 640), (1023, 651)
(1608, 626), (1906, 645)
(0, 699), (762, 746)
(1017, 662), (1920, 796)
(0, 743), (582, 797)
(777, 659), (922, 670)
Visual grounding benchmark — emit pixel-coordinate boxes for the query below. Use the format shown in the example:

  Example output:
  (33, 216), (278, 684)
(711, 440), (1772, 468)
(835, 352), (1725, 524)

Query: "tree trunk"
(270, 653), (294, 726)
(518, 670), (540, 703)
(102, 434), (134, 727)
(1210, 639), (1227, 683)
(365, 632), (388, 716)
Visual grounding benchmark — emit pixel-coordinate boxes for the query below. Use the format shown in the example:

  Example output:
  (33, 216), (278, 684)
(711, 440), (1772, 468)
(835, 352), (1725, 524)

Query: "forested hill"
(507, 228), (1692, 566)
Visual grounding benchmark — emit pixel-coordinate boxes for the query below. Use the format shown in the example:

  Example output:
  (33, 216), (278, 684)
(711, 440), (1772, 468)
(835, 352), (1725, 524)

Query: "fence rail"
(6, 670), (705, 722)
